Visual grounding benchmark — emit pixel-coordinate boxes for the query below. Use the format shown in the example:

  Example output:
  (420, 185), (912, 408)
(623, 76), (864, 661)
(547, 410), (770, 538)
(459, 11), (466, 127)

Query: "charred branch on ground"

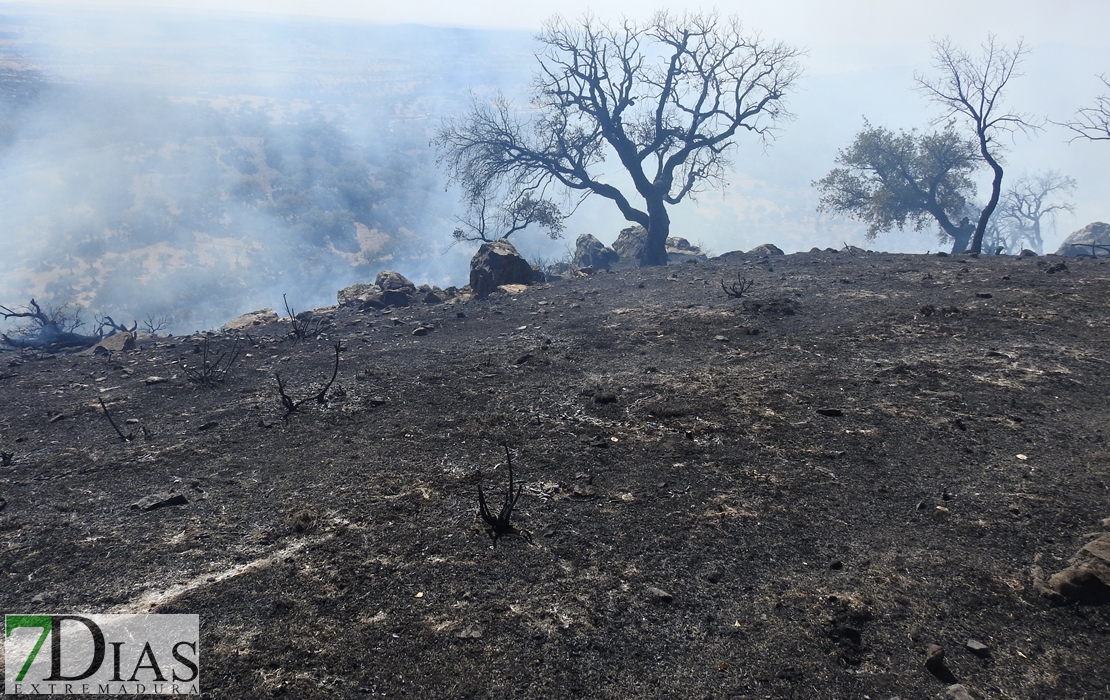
(477, 444), (530, 547)
(98, 398), (132, 442)
(275, 341), (344, 418)
(721, 273), (755, 298)
(182, 336), (243, 386)
(1, 299), (100, 350)
(96, 315), (137, 336)
(284, 294), (324, 342)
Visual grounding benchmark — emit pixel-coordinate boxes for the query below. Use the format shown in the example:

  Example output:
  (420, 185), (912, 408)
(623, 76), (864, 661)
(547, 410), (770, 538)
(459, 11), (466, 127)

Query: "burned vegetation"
(1, 250), (1109, 699)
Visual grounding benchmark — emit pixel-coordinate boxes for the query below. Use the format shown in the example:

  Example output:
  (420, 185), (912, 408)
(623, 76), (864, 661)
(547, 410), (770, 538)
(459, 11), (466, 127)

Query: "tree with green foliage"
(434, 11), (802, 265)
(815, 123), (981, 253)
(449, 178), (566, 243)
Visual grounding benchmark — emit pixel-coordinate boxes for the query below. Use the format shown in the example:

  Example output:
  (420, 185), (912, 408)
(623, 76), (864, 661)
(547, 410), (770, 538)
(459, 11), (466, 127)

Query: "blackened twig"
(477, 445), (529, 546)
(314, 341), (342, 404)
(275, 341), (345, 417)
(721, 272), (755, 299)
(283, 294), (323, 342)
(98, 398), (132, 442)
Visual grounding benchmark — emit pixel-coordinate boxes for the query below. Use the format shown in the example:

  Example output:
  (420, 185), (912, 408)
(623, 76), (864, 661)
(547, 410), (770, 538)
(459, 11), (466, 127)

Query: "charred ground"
(1, 249), (1108, 698)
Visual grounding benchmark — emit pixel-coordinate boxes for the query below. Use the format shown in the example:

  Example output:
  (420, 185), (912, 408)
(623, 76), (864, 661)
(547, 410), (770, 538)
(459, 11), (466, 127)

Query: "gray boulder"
(1056, 222), (1110, 257)
(748, 243), (785, 256)
(375, 270), (417, 294)
(613, 226), (650, 267)
(337, 283), (382, 307)
(469, 239), (536, 298)
(666, 237), (707, 263)
(573, 233), (619, 270)
(223, 308), (278, 331)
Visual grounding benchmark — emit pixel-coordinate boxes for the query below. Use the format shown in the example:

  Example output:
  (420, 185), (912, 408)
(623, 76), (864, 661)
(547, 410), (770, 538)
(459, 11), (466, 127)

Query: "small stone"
(925, 643), (956, 682)
(571, 484), (597, 499)
(144, 376), (168, 385)
(646, 586), (674, 604)
(945, 684), (973, 700)
(130, 492), (189, 511)
(411, 326), (429, 336)
(714, 335), (729, 342)
(965, 639), (990, 658)
(456, 624), (483, 639)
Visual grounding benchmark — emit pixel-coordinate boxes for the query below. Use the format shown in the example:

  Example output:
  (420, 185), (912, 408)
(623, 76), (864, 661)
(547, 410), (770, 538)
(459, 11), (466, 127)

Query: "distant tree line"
(438, 19), (1107, 258)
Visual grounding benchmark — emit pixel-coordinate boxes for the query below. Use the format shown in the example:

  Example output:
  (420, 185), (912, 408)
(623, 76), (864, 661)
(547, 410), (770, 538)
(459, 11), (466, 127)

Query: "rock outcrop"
(375, 270), (417, 294)
(748, 243), (785, 256)
(337, 283), (382, 307)
(469, 239), (536, 298)
(665, 237), (707, 264)
(612, 226), (650, 268)
(1056, 222), (1110, 256)
(223, 308), (278, 331)
(573, 234), (619, 270)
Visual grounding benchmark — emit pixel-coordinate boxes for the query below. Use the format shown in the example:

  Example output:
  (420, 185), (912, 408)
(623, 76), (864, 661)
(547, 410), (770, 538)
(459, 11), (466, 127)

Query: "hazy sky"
(0, 0), (1106, 330)
(25, 1), (1110, 53)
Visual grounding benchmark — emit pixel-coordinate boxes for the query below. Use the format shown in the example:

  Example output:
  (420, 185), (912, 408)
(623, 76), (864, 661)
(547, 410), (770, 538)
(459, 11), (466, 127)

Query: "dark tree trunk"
(640, 199), (671, 266)
(949, 221), (973, 254)
(971, 157), (1004, 254)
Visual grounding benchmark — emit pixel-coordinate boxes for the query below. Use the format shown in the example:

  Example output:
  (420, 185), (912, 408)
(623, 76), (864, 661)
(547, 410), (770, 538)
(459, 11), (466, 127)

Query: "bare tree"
(434, 12), (802, 266)
(916, 36), (1041, 253)
(1059, 75), (1110, 142)
(997, 172), (1076, 254)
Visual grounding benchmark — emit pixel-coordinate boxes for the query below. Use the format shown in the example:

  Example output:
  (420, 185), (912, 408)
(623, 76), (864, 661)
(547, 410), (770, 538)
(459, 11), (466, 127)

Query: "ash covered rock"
(665, 236), (707, 263)
(223, 308), (278, 331)
(469, 239), (536, 298)
(1056, 221), (1110, 256)
(375, 270), (417, 294)
(748, 243), (785, 256)
(612, 225), (650, 267)
(1047, 531), (1110, 604)
(573, 233), (619, 270)
(337, 283), (381, 307)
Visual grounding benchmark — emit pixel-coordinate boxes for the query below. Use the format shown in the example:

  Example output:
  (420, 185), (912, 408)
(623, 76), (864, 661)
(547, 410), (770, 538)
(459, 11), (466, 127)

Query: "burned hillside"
(0, 249), (1108, 698)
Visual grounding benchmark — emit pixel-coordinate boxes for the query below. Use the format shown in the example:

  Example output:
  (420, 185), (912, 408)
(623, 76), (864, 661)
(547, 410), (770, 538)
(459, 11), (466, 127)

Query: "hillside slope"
(1, 249), (1108, 698)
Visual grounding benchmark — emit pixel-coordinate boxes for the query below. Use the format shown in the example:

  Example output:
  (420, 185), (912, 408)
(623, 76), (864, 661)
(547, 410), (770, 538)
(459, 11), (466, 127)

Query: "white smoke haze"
(0, 5), (533, 333)
(0, 3), (1106, 333)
